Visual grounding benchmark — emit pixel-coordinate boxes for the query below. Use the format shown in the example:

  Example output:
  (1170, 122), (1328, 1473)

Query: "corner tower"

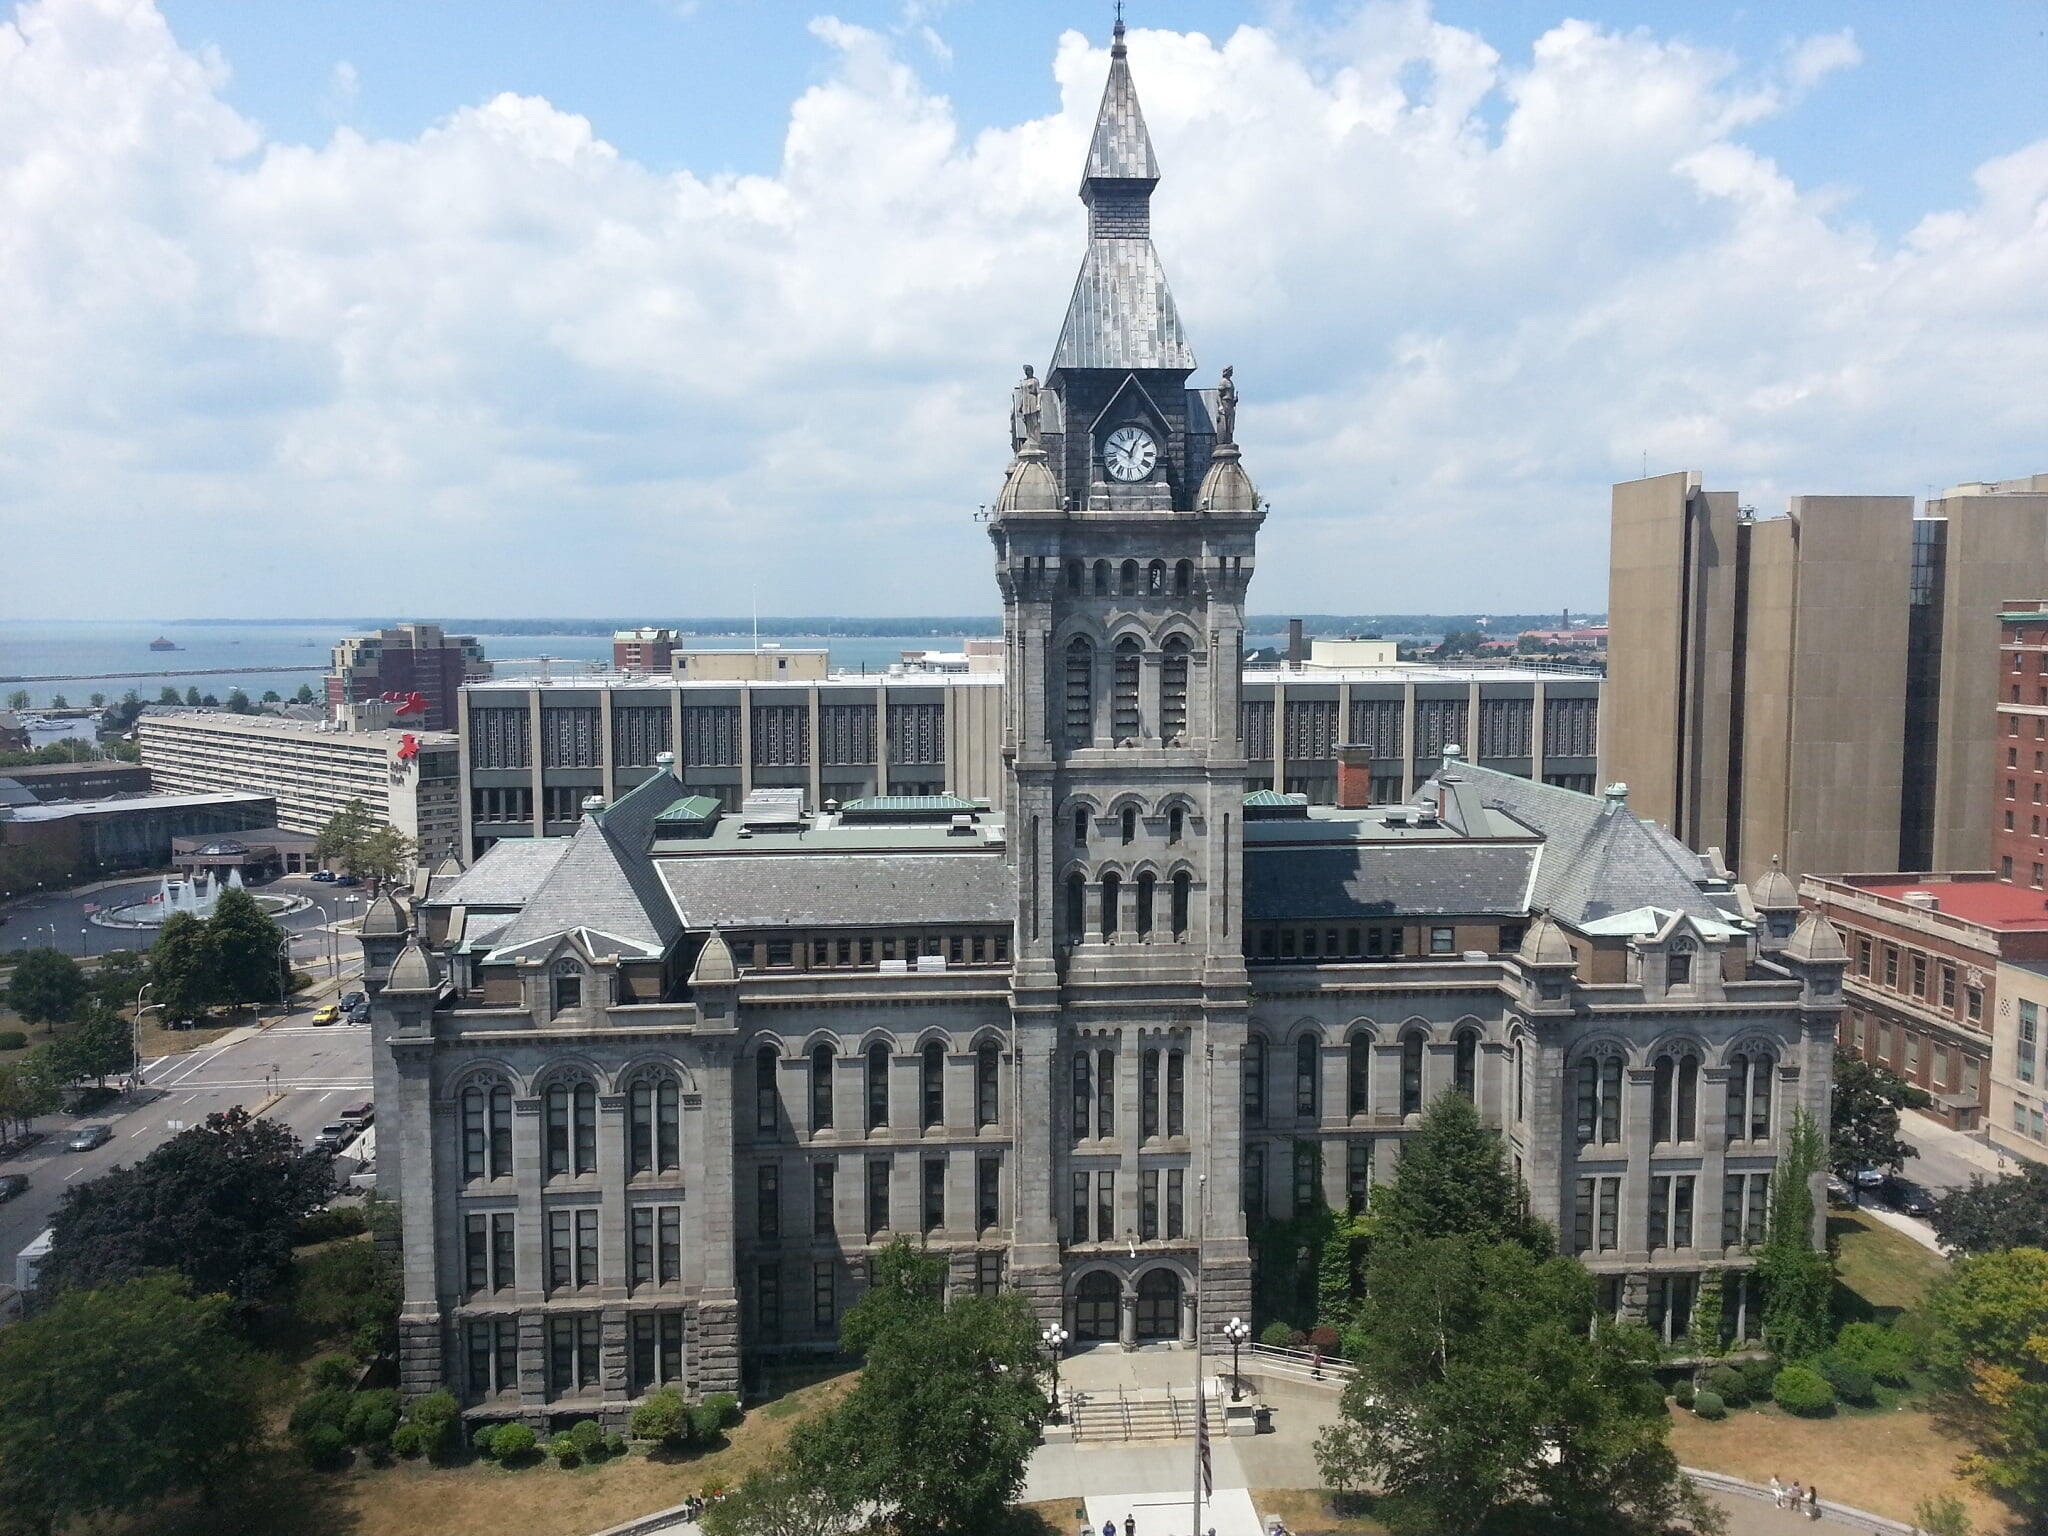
(993, 19), (1261, 1344)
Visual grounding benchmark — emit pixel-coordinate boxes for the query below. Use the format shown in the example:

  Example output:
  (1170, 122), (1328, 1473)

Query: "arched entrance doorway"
(1074, 1270), (1120, 1342)
(1135, 1268), (1181, 1341)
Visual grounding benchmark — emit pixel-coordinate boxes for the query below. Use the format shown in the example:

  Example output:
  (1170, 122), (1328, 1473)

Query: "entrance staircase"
(1063, 1378), (1223, 1443)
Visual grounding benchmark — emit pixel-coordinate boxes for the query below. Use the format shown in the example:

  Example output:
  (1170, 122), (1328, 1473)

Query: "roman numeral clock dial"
(1103, 425), (1158, 482)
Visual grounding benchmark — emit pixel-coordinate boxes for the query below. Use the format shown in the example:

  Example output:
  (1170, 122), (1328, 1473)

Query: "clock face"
(1103, 425), (1158, 482)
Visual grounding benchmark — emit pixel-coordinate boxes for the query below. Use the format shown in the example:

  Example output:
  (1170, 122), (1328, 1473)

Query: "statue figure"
(1011, 364), (1042, 453)
(1216, 365), (1238, 446)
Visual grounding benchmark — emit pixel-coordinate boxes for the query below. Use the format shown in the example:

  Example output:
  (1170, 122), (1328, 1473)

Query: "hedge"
(490, 1423), (538, 1461)
(1692, 1389), (1727, 1420)
(0, 1031), (27, 1051)
(1834, 1321), (1917, 1386)
(1259, 1321), (1295, 1348)
(1818, 1351), (1876, 1406)
(1772, 1365), (1836, 1417)
(1672, 1379), (1695, 1409)
(1704, 1364), (1747, 1407)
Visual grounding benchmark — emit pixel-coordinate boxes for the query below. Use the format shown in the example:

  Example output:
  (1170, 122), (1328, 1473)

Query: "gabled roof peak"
(1082, 21), (1159, 190)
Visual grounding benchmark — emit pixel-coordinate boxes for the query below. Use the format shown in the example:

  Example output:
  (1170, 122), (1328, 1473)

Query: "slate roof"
(434, 837), (571, 909)
(1082, 24), (1159, 186)
(656, 852), (1014, 929)
(1051, 238), (1195, 373)
(486, 813), (683, 961)
(1424, 762), (1738, 929)
(1246, 842), (1538, 921)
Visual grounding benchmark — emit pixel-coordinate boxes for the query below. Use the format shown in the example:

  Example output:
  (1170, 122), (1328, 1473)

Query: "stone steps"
(1065, 1386), (1219, 1442)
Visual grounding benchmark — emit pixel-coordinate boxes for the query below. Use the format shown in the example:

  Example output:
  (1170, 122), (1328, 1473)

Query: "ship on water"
(149, 636), (180, 651)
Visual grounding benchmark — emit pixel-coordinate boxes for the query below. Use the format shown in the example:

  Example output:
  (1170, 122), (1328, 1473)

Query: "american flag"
(1195, 1380), (1214, 1498)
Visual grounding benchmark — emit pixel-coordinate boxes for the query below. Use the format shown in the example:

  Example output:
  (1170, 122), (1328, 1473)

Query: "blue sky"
(5, 0), (2048, 618)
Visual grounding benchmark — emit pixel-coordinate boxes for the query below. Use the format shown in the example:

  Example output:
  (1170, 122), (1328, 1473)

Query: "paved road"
(0, 959), (371, 1281)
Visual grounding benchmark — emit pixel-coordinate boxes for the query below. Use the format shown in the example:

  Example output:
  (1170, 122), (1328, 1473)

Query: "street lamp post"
(1222, 1316), (1251, 1403)
(133, 982), (160, 1090)
(1041, 1323), (1069, 1420)
(276, 934), (293, 1010)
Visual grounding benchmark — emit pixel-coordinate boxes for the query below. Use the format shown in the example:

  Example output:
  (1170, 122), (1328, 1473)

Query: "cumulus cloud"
(1, 0), (2045, 618)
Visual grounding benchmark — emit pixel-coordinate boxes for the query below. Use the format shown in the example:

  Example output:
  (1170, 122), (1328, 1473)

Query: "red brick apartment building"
(1801, 871), (2048, 1130)
(1993, 601), (2048, 887)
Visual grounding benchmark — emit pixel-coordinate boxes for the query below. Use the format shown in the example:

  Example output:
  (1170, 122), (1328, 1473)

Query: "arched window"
(976, 1041), (1000, 1128)
(810, 1044), (834, 1132)
(1066, 873), (1086, 944)
(1513, 1037), (1525, 1122)
(1167, 805), (1184, 843)
(551, 958), (583, 1014)
(1167, 1049), (1185, 1135)
(1575, 1052), (1623, 1144)
(1066, 559), (1084, 592)
(1295, 1034), (1319, 1120)
(1653, 1051), (1701, 1143)
(1101, 871), (1121, 939)
(461, 1078), (513, 1181)
(1400, 1031), (1425, 1117)
(544, 1076), (596, 1177)
(1161, 636), (1190, 743)
(1171, 870), (1192, 939)
(1136, 871), (1156, 938)
(1072, 1050), (1093, 1138)
(1073, 808), (1089, 846)
(1093, 559), (1110, 595)
(1244, 1035), (1267, 1125)
(1142, 1048), (1161, 1138)
(1120, 558), (1139, 594)
(1121, 806), (1138, 843)
(1112, 637), (1142, 741)
(1453, 1029), (1479, 1099)
(755, 1046), (779, 1135)
(628, 1070), (681, 1175)
(1174, 559), (1193, 596)
(1063, 638), (1094, 746)
(922, 1041), (945, 1129)
(1347, 1033), (1371, 1116)
(1147, 559), (1166, 594)
(1726, 1051), (1774, 1141)
(866, 1042), (890, 1131)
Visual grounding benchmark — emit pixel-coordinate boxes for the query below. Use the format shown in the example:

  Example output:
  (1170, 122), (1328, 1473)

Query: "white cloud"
(1, 0), (2046, 618)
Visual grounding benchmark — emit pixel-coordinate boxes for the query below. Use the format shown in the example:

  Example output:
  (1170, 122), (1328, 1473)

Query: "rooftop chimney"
(1335, 744), (1373, 809)
(1287, 618), (1305, 668)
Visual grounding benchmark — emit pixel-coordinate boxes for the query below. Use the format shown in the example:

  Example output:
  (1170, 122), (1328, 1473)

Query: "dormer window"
(551, 959), (584, 1014)
(1666, 938), (1696, 987)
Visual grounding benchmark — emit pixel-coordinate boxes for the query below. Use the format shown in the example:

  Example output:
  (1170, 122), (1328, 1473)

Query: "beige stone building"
(1608, 470), (2048, 885)
(1991, 960), (2048, 1164)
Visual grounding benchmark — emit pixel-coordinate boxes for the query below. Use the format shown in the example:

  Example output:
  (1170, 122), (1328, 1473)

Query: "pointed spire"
(1082, 17), (1159, 194)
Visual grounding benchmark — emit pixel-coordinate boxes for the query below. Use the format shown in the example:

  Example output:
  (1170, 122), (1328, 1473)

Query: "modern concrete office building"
(138, 709), (462, 860)
(328, 622), (492, 732)
(457, 663), (1602, 860)
(1608, 470), (2048, 884)
(362, 27), (1834, 1426)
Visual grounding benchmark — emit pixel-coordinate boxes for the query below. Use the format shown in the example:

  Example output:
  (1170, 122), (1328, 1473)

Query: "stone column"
(392, 1037), (445, 1400)
(598, 1093), (629, 1298)
(1120, 1285), (1137, 1351)
(1623, 1067), (1656, 1260)
(513, 1096), (546, 1303)
(1700, 1066), (1731, 1257)
(692, 1040), (740, 1397)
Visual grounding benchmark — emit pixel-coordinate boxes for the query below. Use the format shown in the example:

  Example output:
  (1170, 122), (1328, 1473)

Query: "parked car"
(338, 1102), (375, 1129)
(0, 1174), (27, 1202)
(311, 1005), (341, 1026)
(1884, 1175), (1938, 1218)
(348, 1005), (371, 1025)
(312, 1123), (354, 1154)
(310, 869), (336, 883)
(334, 874), (361, 887)
(65, 1124), (112, 1152)
(339, 991), (365, 1011)
(1852, 1166), (1887, 1189)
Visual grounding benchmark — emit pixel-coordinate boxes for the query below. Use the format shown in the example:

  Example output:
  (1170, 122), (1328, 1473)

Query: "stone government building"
(362, 26), (1844, 1423)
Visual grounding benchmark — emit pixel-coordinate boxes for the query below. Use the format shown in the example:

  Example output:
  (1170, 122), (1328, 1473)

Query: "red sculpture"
(397, 733), (420, 761)
(380, 690), (429, 717)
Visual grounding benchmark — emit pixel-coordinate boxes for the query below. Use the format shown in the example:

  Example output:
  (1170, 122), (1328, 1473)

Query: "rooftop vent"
(1901, 890), (1939, 911)
(580, 795), (606, 816)
(948, 814), (976, 836)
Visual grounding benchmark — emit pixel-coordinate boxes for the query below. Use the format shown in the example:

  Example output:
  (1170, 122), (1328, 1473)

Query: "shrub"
(1338, 1324), (1370, 1362)
(1835, 1321), (1917, 1386)
(688, 1402), (727, 1444)
(288, 1385), (352, 1444)
(300, 1423), (349, 1466)
(570, 1419), (606, 1457)
(0, 1031), (27, 1051)
(548, 1433), (580, 1467)
(490, 1423), (537, 1462)
(631, 1388), (690, 1446)
(1737, 1354), (1780, 1403)
(473, 1425), (502, 1461)
(407, 1389), (461, 1461)
(1705, 1364), (1747, 1407)
(1772, 1365), (1836, 1417)
(605, 1432), (628, 1458)
(390, 1422), (424, 1458)
(1307, 1325), (1341, 1352)
(296, 1207), (368, 1245)
(1818, 1351), (1876, 1406)
(1672, 1378), (1695, 1409)
(1692, 1389), (1727, 1421)
(344, 1387), (400, 1447)
(702, 1392), (742, 1429)
(1259, 1321), (1294, 1348)
(307, 1353), (358, 1391)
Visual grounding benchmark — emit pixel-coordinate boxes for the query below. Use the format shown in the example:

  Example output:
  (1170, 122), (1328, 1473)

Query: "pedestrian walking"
(1124, 1516), (1136, 1536)
(1806, 1485), (1820, 1521)
(1769, 1475), (1785, 1508)
(1101, 1521), (1115, 1536)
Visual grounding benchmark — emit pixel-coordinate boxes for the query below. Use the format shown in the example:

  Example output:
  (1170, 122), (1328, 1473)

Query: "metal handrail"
(1682, 1468), (1917, 1536)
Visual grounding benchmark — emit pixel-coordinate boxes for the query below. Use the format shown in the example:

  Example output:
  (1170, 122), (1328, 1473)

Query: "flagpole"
(1193, 1172), (1207, 1536)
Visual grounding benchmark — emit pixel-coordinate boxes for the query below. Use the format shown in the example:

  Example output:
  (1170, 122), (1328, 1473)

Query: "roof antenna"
(1113, 2), (1126, 52)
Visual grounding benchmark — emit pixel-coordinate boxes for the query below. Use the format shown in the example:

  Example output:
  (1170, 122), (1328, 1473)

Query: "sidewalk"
(1902, 1107), (2005, 1177)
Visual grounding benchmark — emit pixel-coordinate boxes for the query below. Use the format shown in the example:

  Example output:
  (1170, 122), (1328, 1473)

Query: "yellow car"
(312, 1005), (342, 1026)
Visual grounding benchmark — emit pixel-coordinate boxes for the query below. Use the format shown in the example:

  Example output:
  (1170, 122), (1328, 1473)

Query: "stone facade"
(362, 27), (1841, 1428)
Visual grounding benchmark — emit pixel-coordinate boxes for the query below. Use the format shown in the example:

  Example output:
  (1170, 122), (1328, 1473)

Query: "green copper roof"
(653, 794), (722, 824)
(1243, 790), (1307, 807)
(838, 794), (978, 818)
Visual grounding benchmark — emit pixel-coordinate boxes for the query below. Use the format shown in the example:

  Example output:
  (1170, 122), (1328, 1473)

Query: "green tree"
(3, 947), (87, 1033)
(1830, 1054), (1921, 1196)
(158, 686), (183, 705)
(0, 1273), (262, 1536)
(58, 1004), (136, 1087)
(47, 694), (66, 709)
(206, 887), (287, 1005)
(200, 692), (220, 706)
(37, 1106), (332, 1306)
(1373, 1089), (1549, 1253)
(147, 910), (225, 1021)
(352, 822), (417, 884)
(293, 682), (317, 704)
(702, 1467), (862, 1536)
(0, 1055), (60, 1142)
(86, 948), (149, 1015)
(1933, 1164), (2048, 1256)
(313, 798), (377, 868)
(225, 688), (252, 713)
(88, 693), (105, 709)
(184, 686), (202, 705)
(3, 689), (27, 710)
(260, 689), (282, 703)
(295, 1236), (399, 1356)
(1925, 1246), (2048, 1518)
(789, 1238), (1049, 1536)
(1757, 1107), (1832, 1362)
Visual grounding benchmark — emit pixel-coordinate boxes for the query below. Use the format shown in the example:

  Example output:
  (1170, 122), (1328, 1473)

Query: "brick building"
(328, 623), (491, 733)
(1993, 600), (2048, 887)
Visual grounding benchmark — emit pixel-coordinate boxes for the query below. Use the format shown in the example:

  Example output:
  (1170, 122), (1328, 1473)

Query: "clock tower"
(992, 19), (1262, 1346)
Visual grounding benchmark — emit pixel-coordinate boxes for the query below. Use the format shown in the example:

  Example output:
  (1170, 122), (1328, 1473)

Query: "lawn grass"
(1668, 1401), (2015, 1533)
(1253, 1488), (1393, 1533)
(1829, 1205), (1949, 1323)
